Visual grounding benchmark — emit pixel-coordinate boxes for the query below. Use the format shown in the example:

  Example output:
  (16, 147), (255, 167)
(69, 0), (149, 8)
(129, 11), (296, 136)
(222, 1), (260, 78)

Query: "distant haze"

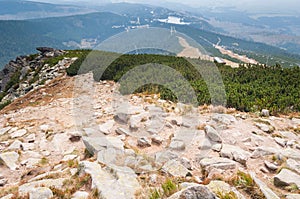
(29, 0), (300, 15)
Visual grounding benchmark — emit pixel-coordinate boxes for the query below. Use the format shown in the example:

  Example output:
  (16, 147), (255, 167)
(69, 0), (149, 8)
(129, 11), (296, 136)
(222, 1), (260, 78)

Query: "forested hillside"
(67, 51), (300, 114)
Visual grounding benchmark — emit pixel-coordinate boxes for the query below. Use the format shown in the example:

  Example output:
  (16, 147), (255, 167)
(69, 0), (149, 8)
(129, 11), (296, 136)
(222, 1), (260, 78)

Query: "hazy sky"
(30, 0), (300, 14)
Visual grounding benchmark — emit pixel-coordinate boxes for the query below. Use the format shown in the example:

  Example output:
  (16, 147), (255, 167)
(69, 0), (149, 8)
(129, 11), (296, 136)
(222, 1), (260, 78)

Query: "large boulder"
(82, 136), (124, 156)
(220, 144), (251, 165)
(200, 157), (236, 173)
(274, 169), (300, 188)
(212, 114), (236, 125)
(204, 125), (222, 143)
(168, 185), (217, 199)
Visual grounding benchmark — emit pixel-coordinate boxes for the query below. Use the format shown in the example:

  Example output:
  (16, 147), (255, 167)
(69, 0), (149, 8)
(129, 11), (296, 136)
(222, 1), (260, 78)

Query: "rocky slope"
(0, 52), (300, 199)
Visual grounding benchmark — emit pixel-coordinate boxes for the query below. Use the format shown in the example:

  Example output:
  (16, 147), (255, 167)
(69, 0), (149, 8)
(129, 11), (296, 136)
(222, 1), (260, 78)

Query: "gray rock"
(255, 123), (273, 133)
(286, 159), (300, 174)
(264, 161), (279, 171)
(26, 134), (36, 143)
(286, 194), (300, 199)
(10, 129), (27, 138)
(204, 125), (222, 143)
(211, 144), (222, 152)
(72, 191), (89, 199)
(251, 147), (279, 158)
(151, 135), (164, 145)
(180, 157), (192, 170)
(62, 155), (77, 162)
(29, 187), (53, 199)
(69, 135), (82, 143)
(287, 140), (296, 147)
(81, 161), (141, 199)
(99, 120), (115, 135)
(146, 115), (165, 134)
(260, 167), (269, 174)
(82, 136), (124, 156)
(21, 143), (35, 151)
(155, 151), (178, 165)
(114, 112), (130, 124)
(0, 194), (14, 199)
(162, 160), (190, 177)
(207, 180), (245, 199)
(212, 114), (236, 125)
(250, 172), (280, 199)
(0, 151), (19, 170)
(145, 105), (164, 113)
(133, 156), (154, 173)
(220, 144), (250, 165)
(200, 157), (236, 172)
(129, 113), (147, 129)
(274, 137), (287, 148)
(39, 125), (49, 132)
(20, 158), (41, 168)
(8, 140), (23, 150)
(0, 178), (7, 186)
(97, 148), (124, 165)
(282, 149), (300, 160)
(19, 178), (66, 194)
(169, 139), (186, 151)
(0, 127), (11, 136)
(261, 109), (270, 117)
(137, 137), (151, 148)
(115, 128), (131, 136)
(274, 169), (300, 188)
(168, 185), (217, 199)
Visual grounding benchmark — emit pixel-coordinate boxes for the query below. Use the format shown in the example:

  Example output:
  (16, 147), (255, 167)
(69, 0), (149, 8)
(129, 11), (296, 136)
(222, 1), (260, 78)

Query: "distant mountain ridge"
(0, 2), (299, 68)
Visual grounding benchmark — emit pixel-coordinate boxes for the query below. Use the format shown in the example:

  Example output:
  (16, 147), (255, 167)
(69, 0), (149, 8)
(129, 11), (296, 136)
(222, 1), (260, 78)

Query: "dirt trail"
(177, 37), (213, 60)
(177, 37), (240, 68)
(215, 45), (258, 65)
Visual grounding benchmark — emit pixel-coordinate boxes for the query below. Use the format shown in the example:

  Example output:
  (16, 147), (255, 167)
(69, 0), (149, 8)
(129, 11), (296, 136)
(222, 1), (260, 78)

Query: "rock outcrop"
(0, 50), (299, 198)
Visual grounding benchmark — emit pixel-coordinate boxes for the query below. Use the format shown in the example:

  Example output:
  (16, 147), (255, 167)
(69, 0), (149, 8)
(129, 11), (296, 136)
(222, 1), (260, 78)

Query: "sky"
(29, 0), (300, 14)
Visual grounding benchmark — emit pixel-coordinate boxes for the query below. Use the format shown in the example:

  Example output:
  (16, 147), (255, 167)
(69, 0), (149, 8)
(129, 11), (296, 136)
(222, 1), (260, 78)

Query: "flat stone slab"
(0, 127), (11, 136)
(10, 129), (27, 138)
(29, 187), (53, 199)
(19, 178), (67, 194)
(0, 151), (19, 170)
(220, 144), (250, 165)
(250, 172), (280, 199)
(82, 136), (124, 155)
(200, 157), (236, 172)
(207, 180), (245, 199)
(274, 169), (300, 188)
(162, 160), (190, 178)
(81, 161), (141, 199)
(286, 194), (300, 199)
